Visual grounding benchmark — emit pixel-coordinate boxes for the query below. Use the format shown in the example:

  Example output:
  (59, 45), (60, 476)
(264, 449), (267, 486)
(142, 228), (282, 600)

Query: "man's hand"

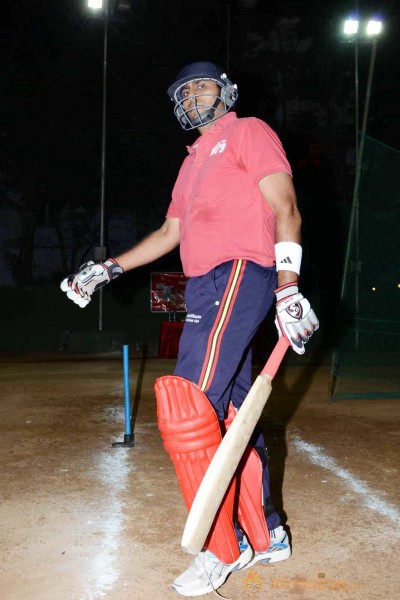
(60, 259), (124, 308)
(275, 282), (319, 355)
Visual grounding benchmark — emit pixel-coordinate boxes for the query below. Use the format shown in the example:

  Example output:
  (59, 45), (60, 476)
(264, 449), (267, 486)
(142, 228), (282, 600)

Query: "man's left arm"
(258, 172), (319, 354)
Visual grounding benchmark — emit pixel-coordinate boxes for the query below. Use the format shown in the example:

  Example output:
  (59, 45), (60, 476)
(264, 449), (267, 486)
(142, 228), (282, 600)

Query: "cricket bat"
(181, 335), (290, 555)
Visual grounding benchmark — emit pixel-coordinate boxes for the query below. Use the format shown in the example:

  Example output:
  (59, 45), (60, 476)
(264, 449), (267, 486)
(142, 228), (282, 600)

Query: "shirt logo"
(210, 140), (227, 156)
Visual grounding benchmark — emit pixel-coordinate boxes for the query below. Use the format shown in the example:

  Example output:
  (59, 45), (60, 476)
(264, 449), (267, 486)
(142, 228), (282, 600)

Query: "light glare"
(88, 0), (103, 8)
(344, 19), (359, 35)
(366, 20), (382, 35)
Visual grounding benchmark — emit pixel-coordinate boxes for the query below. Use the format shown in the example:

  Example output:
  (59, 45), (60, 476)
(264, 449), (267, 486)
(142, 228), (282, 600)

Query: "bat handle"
(260, 336), (290, 378)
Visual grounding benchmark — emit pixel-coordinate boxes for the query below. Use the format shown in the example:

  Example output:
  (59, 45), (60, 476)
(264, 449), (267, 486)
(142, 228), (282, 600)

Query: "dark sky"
(3, 0), (398, 200)
(3, 0), (399, 145)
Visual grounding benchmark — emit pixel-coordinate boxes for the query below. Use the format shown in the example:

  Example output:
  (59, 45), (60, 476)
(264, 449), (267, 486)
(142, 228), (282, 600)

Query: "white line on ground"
(291, 434), (400, 531)
(82, 449), (132, 599)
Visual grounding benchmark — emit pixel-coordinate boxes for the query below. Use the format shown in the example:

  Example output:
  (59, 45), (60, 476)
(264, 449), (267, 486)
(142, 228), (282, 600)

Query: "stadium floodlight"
(88, 0), (103, 9)
(344, 19), (359, 35)
(366, 20), (382, 36)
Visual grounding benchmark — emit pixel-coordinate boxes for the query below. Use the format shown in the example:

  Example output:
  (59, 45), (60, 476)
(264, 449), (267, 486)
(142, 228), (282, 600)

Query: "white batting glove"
(275, 282), (319, 355)
(60, 259), (124, 308)
(60, 278), (90, 308)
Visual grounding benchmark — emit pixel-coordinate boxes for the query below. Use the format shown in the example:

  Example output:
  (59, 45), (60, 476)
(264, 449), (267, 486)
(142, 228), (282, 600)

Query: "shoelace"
(205, 550), (249, 600)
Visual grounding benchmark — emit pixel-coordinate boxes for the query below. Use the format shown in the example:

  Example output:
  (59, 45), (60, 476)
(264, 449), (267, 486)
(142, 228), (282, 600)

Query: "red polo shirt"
(167, 112), (292, 276)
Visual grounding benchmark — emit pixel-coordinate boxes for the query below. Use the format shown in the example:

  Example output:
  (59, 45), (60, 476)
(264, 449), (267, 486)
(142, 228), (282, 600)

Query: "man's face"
(179, 79), (224, 128)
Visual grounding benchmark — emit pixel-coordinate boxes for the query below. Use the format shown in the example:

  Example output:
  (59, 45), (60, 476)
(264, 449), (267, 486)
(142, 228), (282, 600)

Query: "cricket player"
(61, 61), (319, 596)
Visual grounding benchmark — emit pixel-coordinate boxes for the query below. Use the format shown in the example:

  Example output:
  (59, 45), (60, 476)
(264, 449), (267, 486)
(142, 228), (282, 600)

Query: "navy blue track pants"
(174, 259), (281, 531)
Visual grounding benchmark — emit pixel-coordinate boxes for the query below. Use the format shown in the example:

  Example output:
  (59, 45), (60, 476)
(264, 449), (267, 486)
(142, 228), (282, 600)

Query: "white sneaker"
(241, 525), (291, 569)
(172, 537), (253, 597)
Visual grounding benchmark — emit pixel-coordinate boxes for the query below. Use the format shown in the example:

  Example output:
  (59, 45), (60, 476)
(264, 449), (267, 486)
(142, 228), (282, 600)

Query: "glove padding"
(275, 282), (319, 355)
(60, 259), (124, 308)
(60, 277), (90, 308)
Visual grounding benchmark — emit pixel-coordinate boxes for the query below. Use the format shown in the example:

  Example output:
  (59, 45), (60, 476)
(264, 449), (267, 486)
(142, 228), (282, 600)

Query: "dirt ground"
(0, 352), (399, 600)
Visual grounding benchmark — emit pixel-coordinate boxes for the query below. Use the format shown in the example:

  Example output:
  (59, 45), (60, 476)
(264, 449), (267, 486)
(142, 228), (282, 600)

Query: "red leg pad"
(225, 405), (270, 552)
(155, 375), (240, 564)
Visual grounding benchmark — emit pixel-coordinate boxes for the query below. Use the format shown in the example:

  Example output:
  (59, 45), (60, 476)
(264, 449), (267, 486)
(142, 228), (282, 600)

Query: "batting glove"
(60, 259), (124, 308)
(275, 282), (319, 355)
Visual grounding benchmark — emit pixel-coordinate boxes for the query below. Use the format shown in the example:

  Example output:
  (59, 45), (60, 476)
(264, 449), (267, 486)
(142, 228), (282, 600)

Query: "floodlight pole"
(354, 1), (360, 168)
(96, 0), (109, 331)
(353, 38), (360, 349)
(357, 39), (378, 180)
(330, 26), (380, 399)
(341, 38), (378, 302)
(339, 37), (378, 358)
(100, 2), (108, 261)
(352, 31), (360, 347)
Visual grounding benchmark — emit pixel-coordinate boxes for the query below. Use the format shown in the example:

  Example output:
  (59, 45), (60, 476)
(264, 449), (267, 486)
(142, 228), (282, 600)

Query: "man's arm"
(258, 171), (301, 286)
(258, 172), (318, 354)
(116, 217), (180, 271)
(60, 218), (180, 307)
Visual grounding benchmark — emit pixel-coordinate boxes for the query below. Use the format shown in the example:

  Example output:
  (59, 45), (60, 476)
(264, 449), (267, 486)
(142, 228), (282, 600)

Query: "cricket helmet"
(167, 61), (238, 130)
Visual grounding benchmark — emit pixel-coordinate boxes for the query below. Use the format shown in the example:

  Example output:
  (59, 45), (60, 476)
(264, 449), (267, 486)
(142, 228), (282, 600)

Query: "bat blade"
(181, 336), (289, 556)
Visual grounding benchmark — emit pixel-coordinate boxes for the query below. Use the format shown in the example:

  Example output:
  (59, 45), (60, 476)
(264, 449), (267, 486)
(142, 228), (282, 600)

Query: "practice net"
(330, 136), (400, 400)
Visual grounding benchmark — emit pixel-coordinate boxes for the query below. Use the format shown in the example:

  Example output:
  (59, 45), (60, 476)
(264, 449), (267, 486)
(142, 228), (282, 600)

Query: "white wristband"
(274, 242), (302, 275)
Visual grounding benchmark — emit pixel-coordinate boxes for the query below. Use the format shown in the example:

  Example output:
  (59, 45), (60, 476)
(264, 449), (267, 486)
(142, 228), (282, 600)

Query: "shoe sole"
(172, 545), (253, 597)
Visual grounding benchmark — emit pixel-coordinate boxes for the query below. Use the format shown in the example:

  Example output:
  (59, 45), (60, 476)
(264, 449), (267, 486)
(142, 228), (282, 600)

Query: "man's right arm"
(116, 217), (180, 271)
(60, 218), (180, 307)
